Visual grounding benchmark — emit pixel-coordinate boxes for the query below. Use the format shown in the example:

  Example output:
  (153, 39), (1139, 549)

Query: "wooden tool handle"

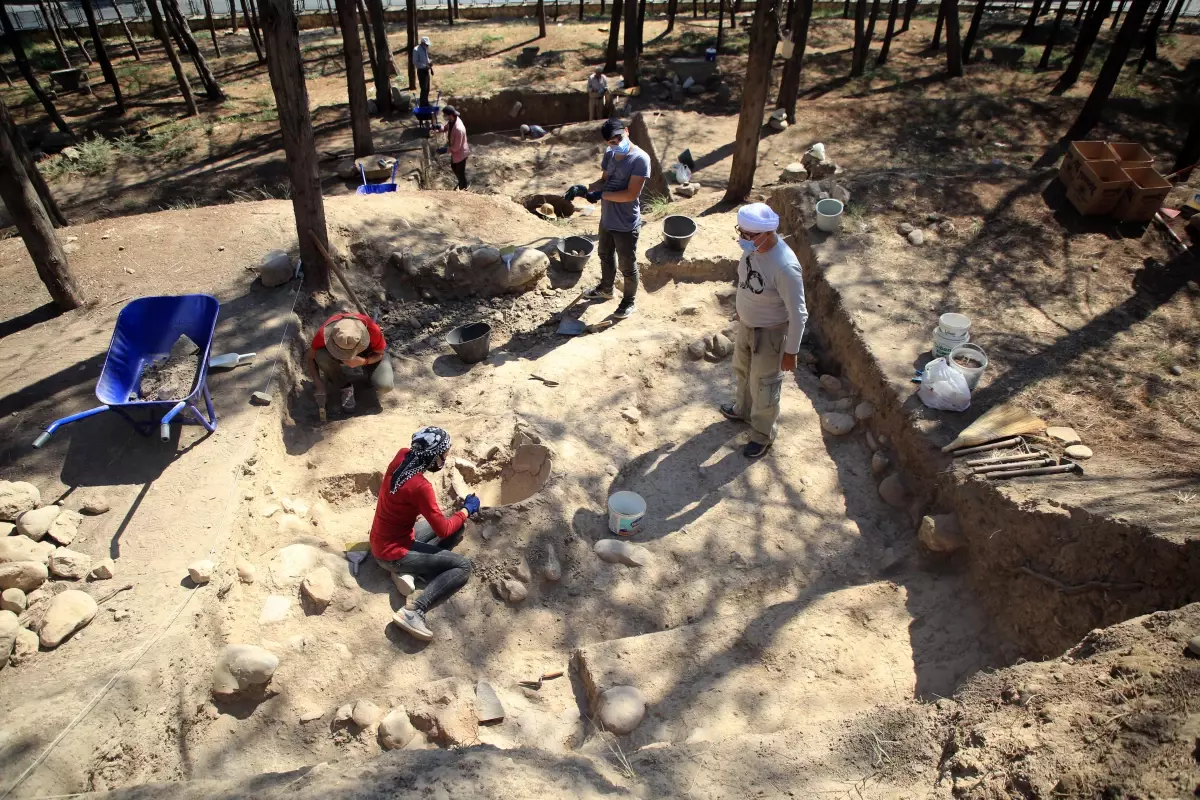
(309, 230), (370, 318)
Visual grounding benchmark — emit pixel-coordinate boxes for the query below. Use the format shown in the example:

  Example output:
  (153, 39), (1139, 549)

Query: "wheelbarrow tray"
(34, 294), (221, 447)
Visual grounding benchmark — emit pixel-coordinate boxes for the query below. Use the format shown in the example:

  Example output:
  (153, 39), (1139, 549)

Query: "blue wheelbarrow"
(414, 92), (441, 136)
(33, 294), (221, 448)
(357, 161), (399, 195)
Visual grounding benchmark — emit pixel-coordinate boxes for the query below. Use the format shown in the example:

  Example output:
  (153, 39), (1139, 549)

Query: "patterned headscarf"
(388, 426), (452, 493)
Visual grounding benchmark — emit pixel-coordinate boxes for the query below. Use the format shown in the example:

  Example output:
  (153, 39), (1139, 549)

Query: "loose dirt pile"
(138, 335), (201, 401)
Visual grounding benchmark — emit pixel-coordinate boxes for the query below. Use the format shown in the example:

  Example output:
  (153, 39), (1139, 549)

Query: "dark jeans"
(597, 223), (640, 302)
(451, 157), (468, 189)
(418, 68), (430, 108)
(375, 524), (471, 614)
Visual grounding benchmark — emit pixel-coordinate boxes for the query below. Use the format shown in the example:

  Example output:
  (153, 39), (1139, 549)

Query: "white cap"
(737, 202), (780, 233)
(421, 36), (430, 46)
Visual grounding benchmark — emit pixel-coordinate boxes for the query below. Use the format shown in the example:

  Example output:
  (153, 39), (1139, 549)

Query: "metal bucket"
(445, 322), (492, 364)
(557, 236), (595, 272)
(663, 215), (697, 252)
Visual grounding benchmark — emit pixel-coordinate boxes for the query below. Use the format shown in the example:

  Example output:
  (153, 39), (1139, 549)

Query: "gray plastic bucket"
(446, 322), (492, 363)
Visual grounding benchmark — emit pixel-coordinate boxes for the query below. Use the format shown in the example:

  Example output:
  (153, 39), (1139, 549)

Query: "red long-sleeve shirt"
(370, 448), (467, 561)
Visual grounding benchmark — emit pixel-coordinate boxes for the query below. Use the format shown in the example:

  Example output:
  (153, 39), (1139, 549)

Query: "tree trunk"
(367, 0), (391, 113)
(327, 0), (339, 31)
(240, 0), (264, 61)
(844, 0), (852, 17)
(878, 0), (900, 63)
(1110, 0), (1125, 26)
(623, 0), (640, 86)
(248, 0), (265, 56)
(538, 0), (547, 35)
(962, 0), (986, 63)
(55, 1), (93, 64)
(355, 0), (376, 74)
(148, 0), (198, 115)
(201, 0), (222, 56)
(405, 0), (417, 89)
(79, 0), (125, 113)
(448, 0), (454, 25)
(0, 106), (82, 310)
(167, 0), (226, 99)
(1136, 0), (1169, 72)
(723, 0), (780, 203)
(1058, 0), (1113, 89)
(1038, 0), (1069, 68)
(38, 0), (72, 67)
(1072, 0), (1088, 23)
(111, 0), (141, 60)
(164, 1), (188, 55)
(777, 0), (812, 122)
(863, 0), (882, 62)
(666, 0), (677, 31)
(717, 0), (725, 52)
(604, 0), (622, 71)
(0, 98), (68, 227)
(1165, 0), (1184, 31)
(851, 0), (867, 74)
(901, 0), (917, 30)
(931, 0), (946, 48)
(944, 0), (963, 74)
(334, 0), (372, 157)
(0, 6), (74, 137)
(1067, 0), (1151, 138)
(637, 0), (647, 49)
(731, 0), (742, 26)
(230, 0), (239, 32)
(554, 0), (559, 22)
(1018, 0), (1043, 39)
(259, 0), (331, 291)
(581, 0), (586, 21)
(0, 61), (9, 86)
(1171, 115), (1199, 181)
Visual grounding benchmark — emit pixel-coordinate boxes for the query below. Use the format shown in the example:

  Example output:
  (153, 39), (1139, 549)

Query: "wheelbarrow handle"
(33, 405), (110, 448)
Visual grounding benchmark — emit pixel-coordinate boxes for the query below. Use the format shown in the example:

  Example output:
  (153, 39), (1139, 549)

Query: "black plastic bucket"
(557, 236), (595, 271)
(446, 322), (492, 363)
(663, 215), (697, 252)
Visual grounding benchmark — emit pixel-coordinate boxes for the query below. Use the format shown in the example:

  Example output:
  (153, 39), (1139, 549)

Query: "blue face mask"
(609, 137), (632, 157)
(737, 238), (757, 254)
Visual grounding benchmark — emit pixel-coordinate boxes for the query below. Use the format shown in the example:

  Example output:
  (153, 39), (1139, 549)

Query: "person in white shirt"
(719, 203), (809, 459)
(587, 66), (609, 121)
(415, 37), (433, 109)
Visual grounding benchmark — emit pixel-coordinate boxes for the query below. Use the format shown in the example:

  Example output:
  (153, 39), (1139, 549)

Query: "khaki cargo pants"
(732, 321), (786, 445)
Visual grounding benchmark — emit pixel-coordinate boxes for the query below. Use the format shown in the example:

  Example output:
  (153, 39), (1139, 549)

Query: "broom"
(942, 404), (1046, 452)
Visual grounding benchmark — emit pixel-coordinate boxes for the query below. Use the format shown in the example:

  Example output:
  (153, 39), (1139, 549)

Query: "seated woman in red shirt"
(307, 312), (393, 418)
(371, 426), (480, 642)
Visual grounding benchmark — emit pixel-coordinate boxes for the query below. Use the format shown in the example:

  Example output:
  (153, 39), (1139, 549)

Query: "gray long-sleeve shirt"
(414, 45), (431, 69)
(735, 237), (809, 353)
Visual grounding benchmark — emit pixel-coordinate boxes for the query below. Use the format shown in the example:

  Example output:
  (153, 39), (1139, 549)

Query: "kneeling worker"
(720, 203), (808, 459)
(371, 427), (481, 642)
(307, 312), (393, 418)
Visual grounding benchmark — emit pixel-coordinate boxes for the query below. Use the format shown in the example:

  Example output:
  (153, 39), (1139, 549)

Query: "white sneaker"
(391, 573), (416, 596)
(392, 608), (433, 641)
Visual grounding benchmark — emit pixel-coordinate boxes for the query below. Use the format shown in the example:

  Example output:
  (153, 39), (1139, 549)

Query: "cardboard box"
(1107, 142), (1154, 172)
(1059, 141), (1116, 191)
(1068, 159), (1130, 216)
(1114, 167), (1171, 223)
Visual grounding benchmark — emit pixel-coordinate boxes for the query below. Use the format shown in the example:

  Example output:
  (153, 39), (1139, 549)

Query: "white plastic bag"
(918, 357), (971, 412)
(670, 162), (692, 184)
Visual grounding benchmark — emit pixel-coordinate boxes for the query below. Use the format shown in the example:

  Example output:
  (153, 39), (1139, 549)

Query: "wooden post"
(38, 0), (73, 67)
(1037, 0), (1069, 68)
(538, 0), (547, 35)
(944, 0), (963, 75)
(201, 0), (223, 56)
(665, 0), (676, 30)
(147, 0), (198, 115)
(357, 0), (377, 75)
(776, 0), (812, 122)
(367, 0), (391, 113)
(863, 0), (882, 64)
(604, 0), (622, 71)
(723, 0), (780, 203)
(167, 0), (226, 99)
(110, 0), (141, 60)
(0, 109), (83, 311)
(0, 98), (68, 228)
(240, 0), (264, 60)
(622, 0), (639, 86)
(335, 0), (372, 157)
(258, 0), (331, 291)
(55, 0), (93, 64)
(0, 6), (75, 137)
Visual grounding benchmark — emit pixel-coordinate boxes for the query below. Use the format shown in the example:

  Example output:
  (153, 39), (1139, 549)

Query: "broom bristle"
(942, 404), (1046, 452)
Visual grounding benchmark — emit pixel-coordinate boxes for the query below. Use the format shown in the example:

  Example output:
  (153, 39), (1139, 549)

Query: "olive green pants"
(732, 321), (786, 445)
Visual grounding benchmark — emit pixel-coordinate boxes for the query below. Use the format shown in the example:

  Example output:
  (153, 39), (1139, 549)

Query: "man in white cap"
(719, 202), (808, 459)
(306, 311), (393, 419)
(587, 66), (609, 121)
(415, 36), (433, 109)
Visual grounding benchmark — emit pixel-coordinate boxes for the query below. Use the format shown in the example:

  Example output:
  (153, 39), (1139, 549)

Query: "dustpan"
(942, 403), (1046, 452)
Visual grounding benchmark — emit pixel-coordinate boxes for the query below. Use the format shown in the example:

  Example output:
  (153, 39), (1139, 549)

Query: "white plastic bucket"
(938, 312), (971, 336)
(607, 491), (646, 536)
(949, 343), (988, 390)
(932, 313), (971, 358)
(815, 198), (843, 233)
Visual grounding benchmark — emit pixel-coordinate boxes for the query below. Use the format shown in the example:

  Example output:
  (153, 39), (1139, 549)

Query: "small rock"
(188, 560), (215, 585)
(499, 579), (527, 603)
(49, 548), (91, 580)
(1046, 426), (1081, 445)
(353, 699), (383, 728)
(39, 589), (97, 648)
(871, 451), (890, 476)
(300, 708), (324, 723)
(936, 220), (956, 235)
(675, 182), (699, 198)
(236, 560), (256, 583)
(878, 474), (909, 508)
(46, 509), (83, 546)
(854, 401), (875, 421)
(476, 681), (505, 723)
(334, 703), (354, 724)
(89, 558), (115, 580)
(1064, 444), (1093, 460)
(0, 482), (41, 522)
(620, 408), (641, 424)
(11, 626), (38, 665)
(260, 504), (280, 518)
(0, 610), (19, 662)
(865, 431), (879, 451)
(820, 412), (856, 436)
(818, 374), (842, 393)
(0, 561), (48, 592)
(598, 685), (646, 735)
(511, 558), (532, 584)
(831, 397), (854, 412)
(543, 544), (562, 582)
(281, 498), (309, 518)
(1170, 365), (1184, 376)
(1, 587), (26, 613)
(907, 229), (925, 246)
(301, 567), (335, 611)
(211, 644), (279, 695)
(686, 339), (707, 361)
(709, 333), (733, 359)
(15, 506), (61, 541)
(594, 539), (649, 567)
(379, 707), (416, 749)
(250, 391), (272, 406)
(918, 514), (965, 553)
(75, 490), (110, 515)
(898, 222), (914, 235)
(1187, 636), (1200, 657)
(113, 608), (129, 621)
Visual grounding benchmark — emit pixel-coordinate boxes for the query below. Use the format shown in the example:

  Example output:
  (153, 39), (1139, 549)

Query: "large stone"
(1065, 444), (1093, 460)
(598, 685), (646, 735)
(236, 560), (257, 584)
(675, 182), (698, 198)
(211, 644), (279, 695)
(301, 567), (335, 611)
(74, 490), (111, 515)
(1, 588), (26, 613)
(0, 609), (19, 663)
(907, 229), (925, 246)
(1046, 426), (1081, 445)
(0, 482), (40, 522)
(854, 401), (875, 421)
(49, 548), (91, 580)
(47, 509), (84, 546)
(918, 514), (965, 553)
(780, 162), (808, 183)
(0, 537), (53, 565)
(499, 579), (527, 603)
(818, 374), (842, 393)
(871, 451), (890, 476)
(594, 539), (650, 567)
(709, 333), (733, 359)
(878, 474), (909, 508)
(801, 152), (838, 181)
(476, 681), (505, 723)
(89, 558), (115, 580)
(409, 677), (478, 745)
(820, 412), (856, 436)
(258, 250), (294, 287)
(471, 246), (501, 268)
(188, 560), (215, 585)
(353, 699), (383, 728)
(408, 244), (548, 299)
(39, 589), (97, 648)
(15, 506), (61, 541)
(686, 338), (707, 361)
(543, 544), (562, 582)
(11, 626), (38, 665)
(379, 707), (417, 750)
(0, 561), (48, 592)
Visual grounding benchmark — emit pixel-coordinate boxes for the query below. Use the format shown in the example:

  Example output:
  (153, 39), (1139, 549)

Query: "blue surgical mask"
(609, 137), (631, 156)
(737, 238), (756, 254)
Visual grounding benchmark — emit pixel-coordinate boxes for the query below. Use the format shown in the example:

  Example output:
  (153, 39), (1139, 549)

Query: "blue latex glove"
(586, 190), (603, 203)
(464, 494), (481, 516)
(437, 146), (448, 155)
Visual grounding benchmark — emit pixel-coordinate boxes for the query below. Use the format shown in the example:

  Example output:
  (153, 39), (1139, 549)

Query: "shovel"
(556, 318), (615, 336)
(208, 352), (256, 369)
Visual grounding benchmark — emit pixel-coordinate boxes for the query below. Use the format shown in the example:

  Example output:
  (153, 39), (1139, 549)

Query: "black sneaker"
(719, 404), (745, 423)
(613, 298), (636, 319)
(744, 441), (773, 459)
(582, 286), (614, 300)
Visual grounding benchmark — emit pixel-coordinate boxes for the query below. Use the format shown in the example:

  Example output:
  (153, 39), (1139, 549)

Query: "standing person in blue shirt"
(582, 119), (651, 319)
(415, 37), (433, 109)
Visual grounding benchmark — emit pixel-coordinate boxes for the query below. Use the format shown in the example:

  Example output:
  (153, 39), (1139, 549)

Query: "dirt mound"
(938, 602), (1200, 798)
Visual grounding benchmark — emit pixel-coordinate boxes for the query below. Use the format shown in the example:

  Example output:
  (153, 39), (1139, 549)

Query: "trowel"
(209, 352), (256, 369)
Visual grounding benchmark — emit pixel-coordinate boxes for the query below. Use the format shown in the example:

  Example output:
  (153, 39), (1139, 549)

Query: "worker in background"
(719, 203), (809, 459)
(520, 123), (549, 140)
(371, 426), (481, 642)
(415, 36), (433, 109)
(437, 105), (470, 190)
(306, 312), (393, 419)
(587, 66), (609, 121)
(581, 118), (650, 320)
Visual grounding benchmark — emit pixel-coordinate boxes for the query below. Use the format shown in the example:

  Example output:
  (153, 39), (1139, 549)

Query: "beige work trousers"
(588, 90), (609, 121)
(732, 321), (786, 445)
